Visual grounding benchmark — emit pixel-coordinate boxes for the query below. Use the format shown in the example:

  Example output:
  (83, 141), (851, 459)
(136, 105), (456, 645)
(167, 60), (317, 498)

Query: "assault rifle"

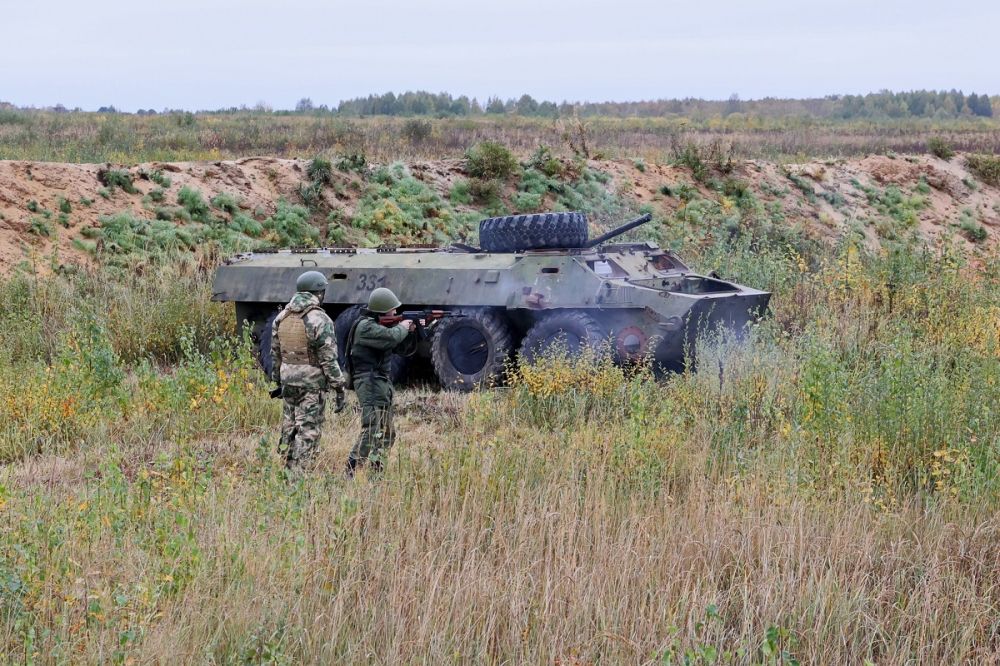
(378, 309), (454, 340)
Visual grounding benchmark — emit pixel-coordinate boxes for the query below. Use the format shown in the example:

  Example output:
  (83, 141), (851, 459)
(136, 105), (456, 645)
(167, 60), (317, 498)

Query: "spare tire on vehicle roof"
(478, 212), (588, 252)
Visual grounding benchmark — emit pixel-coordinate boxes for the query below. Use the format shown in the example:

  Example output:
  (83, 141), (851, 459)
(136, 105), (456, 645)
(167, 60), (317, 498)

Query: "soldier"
(270, 270), (346, 475)
(345, 287), (418, 477)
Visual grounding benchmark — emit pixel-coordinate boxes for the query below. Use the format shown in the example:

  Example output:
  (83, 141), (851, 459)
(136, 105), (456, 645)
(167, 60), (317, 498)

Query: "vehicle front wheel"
(431, 309), (512, 391)
(519, 311), (607, 364)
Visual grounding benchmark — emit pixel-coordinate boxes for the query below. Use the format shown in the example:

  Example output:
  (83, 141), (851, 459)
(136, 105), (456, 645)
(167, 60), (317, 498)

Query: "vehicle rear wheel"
(478, 211), (588, 252)
(431, 309), (512, 391)
(519, 311), (607, 364)
(335, 304), (409, 385)
(256, 310), (280, 377)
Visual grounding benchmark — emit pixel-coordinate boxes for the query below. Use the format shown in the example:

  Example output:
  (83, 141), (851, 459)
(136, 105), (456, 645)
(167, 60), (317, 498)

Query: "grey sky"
(2, 0), (997, 111)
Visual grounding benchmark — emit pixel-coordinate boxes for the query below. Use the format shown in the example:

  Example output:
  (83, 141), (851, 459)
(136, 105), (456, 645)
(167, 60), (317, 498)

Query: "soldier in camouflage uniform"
(345, 287), (417, 477)
(270, 271), (346, 475)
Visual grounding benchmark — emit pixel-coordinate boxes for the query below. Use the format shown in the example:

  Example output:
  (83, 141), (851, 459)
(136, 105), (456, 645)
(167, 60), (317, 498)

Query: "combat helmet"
(368, 287), (402, 313)
(296, 270), (329, 293)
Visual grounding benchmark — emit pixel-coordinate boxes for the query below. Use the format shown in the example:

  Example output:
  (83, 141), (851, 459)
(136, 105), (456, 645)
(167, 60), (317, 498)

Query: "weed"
(306, 156), (333, 185)
(336, 153), (368, 174)
(928, 136), (955, 160)
(958, 211), (988, 242)
(464, 141), (519, 180)
(449, 180), (473, 206)
(26, 200), (40, 213)
(965, 153), (1000, 186)
(210, 192), (241, 215)
(148, 187), (166, 203)
(527, 145), (564, 177)
(401, 118), (433, 143)
(177, 186), (212, 222)
(138, 167), (173, 188)
(28, 217), (53, 237)
(98, 167), (137, 194)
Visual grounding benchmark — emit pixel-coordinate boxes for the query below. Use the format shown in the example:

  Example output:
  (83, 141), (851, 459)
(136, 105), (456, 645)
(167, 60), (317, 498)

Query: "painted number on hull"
(356, 273), (385, 291)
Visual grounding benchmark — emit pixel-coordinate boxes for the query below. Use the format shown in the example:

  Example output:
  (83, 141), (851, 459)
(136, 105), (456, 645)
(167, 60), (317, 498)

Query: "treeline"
(331, 89), (994, 120)
(2, 89), (995, 120)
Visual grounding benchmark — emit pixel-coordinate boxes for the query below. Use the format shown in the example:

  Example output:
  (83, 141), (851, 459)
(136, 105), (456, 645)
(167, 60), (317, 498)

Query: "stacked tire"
(479, 212), (588, 252)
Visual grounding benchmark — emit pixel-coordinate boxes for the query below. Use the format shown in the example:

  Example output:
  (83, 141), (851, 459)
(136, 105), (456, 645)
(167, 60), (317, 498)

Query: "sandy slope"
(0, 154), (996, 275)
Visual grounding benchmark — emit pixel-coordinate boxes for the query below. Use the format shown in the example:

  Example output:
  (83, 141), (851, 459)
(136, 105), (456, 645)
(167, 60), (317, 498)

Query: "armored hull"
(212, 217), (770, 390)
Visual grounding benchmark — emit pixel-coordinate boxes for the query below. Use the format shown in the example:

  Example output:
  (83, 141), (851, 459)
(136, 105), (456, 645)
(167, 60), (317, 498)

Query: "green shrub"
(98, 168), (137, 194)
(28, 217), (52, 237)
(632, 158), (647, 173)
(58, 197), (72, 214)
(26, 200), (40, 213)
(210, 192), (240, 215)
(307, 156), (333, 185)
(468, 178), (502, 204)
(177, 186), (212, 222)
(298, 181), (323, 210)
(449, 180), (473, 205)
(79, 196), (94, 206)
(527, 145), (564, 178)
(148, 188), (166, 203)
(514, 191), (544, 212)
(57, 213), (70, 228)
(927, 136), (954, 160)
(336, 153), (368, 174)
(671, 140), (709, 183)
(958, 210), (988, 242)
(965, 154), (1000, 186)
(149, 169), (172, 188)
(401, 119), (433, 143)
(465, 141), (518, 180)
(960, 219), (987, 242)
(230, 212), (264, 237)
(260, 201), (319, 247)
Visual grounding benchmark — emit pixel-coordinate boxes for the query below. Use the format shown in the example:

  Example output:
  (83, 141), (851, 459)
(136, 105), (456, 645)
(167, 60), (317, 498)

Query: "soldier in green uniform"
(270, 271), (346, 475)
(345, 287), (417, 477)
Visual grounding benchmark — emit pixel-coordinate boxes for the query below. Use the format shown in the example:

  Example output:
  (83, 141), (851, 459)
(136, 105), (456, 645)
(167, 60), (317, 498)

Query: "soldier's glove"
(333, 387), (347, 413)
(269, 384), (283, 399)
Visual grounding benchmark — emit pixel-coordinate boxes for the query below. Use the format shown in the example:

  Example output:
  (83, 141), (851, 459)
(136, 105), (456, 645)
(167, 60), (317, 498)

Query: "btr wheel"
(478, 211), (589, 252)
(519, 311), (607, 364)
(431, 309), (513, 391)
(335, 304), (409, 384)
(256, 310), (280, 377)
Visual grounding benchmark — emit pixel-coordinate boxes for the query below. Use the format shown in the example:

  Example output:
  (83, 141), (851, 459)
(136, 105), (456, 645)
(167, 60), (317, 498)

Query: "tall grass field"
(1, 207), (997, 663)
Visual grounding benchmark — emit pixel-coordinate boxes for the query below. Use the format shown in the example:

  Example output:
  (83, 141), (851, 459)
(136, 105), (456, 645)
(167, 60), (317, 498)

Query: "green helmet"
(368, 287), (402, 313)
(296, 270), (329, 293)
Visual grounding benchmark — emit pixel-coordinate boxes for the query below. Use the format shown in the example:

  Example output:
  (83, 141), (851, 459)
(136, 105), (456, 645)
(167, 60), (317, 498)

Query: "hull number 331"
(355, 273), (386, 291)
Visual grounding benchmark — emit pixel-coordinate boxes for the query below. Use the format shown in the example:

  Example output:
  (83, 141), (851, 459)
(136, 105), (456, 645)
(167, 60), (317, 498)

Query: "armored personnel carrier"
(211, 212), (770, 390)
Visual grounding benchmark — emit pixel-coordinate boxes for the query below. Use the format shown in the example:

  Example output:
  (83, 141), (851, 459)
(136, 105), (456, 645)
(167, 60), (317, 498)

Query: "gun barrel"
(585, 213), (652, 248)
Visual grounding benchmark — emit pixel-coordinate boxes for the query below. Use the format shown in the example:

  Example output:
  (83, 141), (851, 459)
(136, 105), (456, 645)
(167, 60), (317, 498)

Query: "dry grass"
(3, 384), (998, 664)
(2, 111), (999, 164)
(0, 210), (998, 664)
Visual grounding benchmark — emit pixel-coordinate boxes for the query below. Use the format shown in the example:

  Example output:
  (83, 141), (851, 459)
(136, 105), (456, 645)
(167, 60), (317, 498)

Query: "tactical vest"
(276, 306), (322, 366)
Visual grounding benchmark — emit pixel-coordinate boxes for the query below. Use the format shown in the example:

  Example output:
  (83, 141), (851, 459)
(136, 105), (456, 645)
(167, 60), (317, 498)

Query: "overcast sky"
(2, 0), (997, 112)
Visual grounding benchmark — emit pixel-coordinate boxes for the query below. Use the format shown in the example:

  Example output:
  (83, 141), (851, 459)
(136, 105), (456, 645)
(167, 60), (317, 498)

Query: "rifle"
(378, 309), (454, 340)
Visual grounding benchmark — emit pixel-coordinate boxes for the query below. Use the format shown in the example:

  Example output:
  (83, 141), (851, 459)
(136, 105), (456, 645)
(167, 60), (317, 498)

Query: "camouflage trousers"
(349, 376), (396, 468)
(279, 386), (327, 473)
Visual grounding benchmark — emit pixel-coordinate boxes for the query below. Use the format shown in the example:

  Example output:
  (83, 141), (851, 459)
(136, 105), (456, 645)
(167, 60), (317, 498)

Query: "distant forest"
(328, 90), (996, 120)
(3, 90), (995, 120)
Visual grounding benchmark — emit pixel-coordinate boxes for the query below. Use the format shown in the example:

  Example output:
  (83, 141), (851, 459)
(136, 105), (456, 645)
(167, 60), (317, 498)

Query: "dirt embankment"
(0, 154), (996, 275)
